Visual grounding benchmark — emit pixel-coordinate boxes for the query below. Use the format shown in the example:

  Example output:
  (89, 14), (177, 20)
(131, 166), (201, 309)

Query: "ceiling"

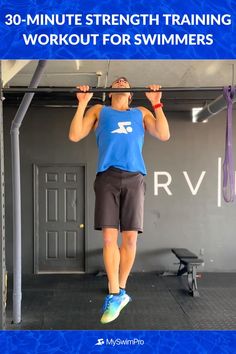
(2, 60), (236, 111)
(3, 59), (236, 87)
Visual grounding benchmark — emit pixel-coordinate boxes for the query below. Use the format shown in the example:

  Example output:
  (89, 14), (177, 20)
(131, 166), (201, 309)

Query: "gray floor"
(6, 272), (236, 330)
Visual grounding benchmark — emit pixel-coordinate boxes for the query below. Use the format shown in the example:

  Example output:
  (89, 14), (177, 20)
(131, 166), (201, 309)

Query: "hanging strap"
(222, 86), (235, 202)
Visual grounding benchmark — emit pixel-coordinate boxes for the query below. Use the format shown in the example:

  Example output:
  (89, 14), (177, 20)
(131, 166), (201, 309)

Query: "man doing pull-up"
(69, 77), (170, 324)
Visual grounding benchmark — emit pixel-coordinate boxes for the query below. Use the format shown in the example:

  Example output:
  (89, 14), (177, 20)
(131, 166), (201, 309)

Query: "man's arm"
(68, 85), (101, 142)
(139, 85), (170, 141)
(69, 104), (101, 142)
(140, 105), (170, 141)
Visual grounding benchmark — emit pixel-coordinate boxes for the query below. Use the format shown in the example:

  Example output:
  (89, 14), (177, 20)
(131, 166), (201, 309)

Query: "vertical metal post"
(0, 61), (6, 329)
(10, 60), (47, 324)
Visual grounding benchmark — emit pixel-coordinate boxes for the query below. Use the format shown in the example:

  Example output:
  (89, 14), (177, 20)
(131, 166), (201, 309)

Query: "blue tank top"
(95, 106), (147, 175)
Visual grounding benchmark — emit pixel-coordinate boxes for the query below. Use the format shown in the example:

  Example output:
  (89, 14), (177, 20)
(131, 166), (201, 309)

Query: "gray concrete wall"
(3, 104), (236, 274)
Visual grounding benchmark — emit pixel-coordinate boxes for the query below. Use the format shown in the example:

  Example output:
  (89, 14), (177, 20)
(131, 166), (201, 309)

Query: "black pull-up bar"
(2, 86), (224, 94)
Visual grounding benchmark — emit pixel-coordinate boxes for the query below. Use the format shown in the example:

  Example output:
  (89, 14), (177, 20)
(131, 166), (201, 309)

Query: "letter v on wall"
(182, 171), (206, 195)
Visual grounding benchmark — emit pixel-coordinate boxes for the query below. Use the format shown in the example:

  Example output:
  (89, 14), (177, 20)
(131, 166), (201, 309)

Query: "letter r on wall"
(154, 172), (172, 195)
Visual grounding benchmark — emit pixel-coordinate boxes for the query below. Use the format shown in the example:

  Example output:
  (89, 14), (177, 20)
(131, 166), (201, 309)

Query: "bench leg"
(177, 262), (187, 276)
(187, 265), (200, 297)
(175, 261), (201, 297)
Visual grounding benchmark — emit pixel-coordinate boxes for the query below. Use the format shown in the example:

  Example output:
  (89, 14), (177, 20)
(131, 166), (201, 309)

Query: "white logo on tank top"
(111, 121), (133, 134)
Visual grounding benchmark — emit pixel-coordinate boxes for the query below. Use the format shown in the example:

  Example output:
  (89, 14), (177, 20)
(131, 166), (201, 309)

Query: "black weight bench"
(171, 248), (204, 297)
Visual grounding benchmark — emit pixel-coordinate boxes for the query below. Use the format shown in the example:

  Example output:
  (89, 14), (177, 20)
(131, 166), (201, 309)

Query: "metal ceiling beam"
(2, 60), (31, 87)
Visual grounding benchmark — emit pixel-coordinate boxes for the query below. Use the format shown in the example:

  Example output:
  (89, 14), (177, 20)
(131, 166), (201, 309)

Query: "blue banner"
(0, 330), (236, 354)
(0, 0), (235, 59)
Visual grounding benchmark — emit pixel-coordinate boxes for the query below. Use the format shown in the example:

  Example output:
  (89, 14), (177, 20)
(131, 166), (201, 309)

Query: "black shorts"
(94, 167), (146, 233)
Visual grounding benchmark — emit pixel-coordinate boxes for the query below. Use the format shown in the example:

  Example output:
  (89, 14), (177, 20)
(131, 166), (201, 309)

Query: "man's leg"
(101, 227), (131, 324)
(102, 227), (120, 294)
(119, 231), (138, 289)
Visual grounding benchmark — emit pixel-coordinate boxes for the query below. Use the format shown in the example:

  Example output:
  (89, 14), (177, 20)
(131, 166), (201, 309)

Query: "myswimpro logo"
(95, 338), (105, 346)
(111, 121), (133, 134)
(95, 337), (144, 347)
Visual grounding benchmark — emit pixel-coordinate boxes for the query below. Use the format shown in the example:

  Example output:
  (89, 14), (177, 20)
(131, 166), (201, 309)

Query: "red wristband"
(153, 102), (163, 110)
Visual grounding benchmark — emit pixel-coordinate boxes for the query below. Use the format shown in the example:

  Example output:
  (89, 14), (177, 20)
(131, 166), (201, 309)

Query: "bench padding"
(181, 257), (204, 266)
(172, 248), (198, 259)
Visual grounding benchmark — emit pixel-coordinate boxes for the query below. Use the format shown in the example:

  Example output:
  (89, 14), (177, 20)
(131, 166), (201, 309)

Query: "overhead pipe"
(10, 60), (47, 324)
(196, 88), (236, 122)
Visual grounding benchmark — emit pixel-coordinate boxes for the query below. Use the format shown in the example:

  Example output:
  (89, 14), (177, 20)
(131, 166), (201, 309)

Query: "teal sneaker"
(119, 289), (127, 296)
(100, 291), (131, 324)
